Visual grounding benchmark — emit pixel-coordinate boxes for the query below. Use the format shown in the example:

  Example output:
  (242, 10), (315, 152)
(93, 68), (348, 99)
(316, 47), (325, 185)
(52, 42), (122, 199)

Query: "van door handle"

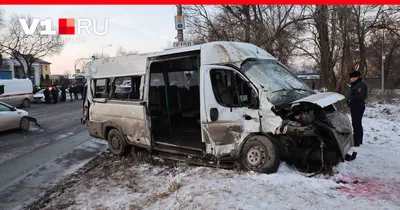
(140, 101), (147, 106)
(210, 108), (219, 121)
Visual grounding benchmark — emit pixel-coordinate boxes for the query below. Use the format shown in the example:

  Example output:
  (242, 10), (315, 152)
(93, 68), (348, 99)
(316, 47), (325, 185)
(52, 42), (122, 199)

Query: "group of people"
(42, 84), (85, 104)
(43, 85), (68, 104)
(68, 84), (85, 101)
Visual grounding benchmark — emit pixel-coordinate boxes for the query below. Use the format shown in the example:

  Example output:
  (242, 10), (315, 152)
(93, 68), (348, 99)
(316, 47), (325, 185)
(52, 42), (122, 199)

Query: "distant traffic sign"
(173, 41), (194, 48)
(175, 15), (185, 30)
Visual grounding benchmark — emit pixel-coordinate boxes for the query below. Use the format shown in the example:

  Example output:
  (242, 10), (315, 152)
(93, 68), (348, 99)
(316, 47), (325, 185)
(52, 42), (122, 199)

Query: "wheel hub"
(111, 135), (120, 149)
(21, 119), (29, 129)
(246, 146), (266, 168)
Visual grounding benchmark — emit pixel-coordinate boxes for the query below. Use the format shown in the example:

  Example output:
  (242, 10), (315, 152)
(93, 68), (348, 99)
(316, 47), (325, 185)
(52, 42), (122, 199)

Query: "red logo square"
(59, 18), (75, 35)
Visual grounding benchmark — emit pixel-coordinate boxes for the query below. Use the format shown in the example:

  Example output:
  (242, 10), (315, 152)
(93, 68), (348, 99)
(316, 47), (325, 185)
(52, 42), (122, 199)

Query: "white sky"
(1, 6), (179, 75)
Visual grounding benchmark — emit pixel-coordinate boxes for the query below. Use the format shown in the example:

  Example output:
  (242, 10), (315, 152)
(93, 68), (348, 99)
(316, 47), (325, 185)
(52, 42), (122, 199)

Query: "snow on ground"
(38, 99), (400, 210)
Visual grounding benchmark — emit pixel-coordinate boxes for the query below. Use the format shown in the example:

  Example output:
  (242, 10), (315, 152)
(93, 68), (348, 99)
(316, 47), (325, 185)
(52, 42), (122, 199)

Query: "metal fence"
(302, 78), (400, 90)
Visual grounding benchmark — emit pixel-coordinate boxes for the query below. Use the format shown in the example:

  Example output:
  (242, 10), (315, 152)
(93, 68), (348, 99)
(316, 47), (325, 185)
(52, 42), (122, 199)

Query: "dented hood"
(290, 92), (345, 108)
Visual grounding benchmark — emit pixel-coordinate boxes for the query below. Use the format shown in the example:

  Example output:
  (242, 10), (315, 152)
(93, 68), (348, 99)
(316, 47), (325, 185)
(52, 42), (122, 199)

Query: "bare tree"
(348, 6), (400, 76)
(367, 23), (400, 89)
(0, 8), (4, 28)
(185, 5), (400, 92)
(295, 6), (362, 95)
(185, 5), (310, 64)
(0, 8), (7, 68)
(116, 46), (138, 56)
(0, 14), (64, 79)
(311, 6), (338, 92)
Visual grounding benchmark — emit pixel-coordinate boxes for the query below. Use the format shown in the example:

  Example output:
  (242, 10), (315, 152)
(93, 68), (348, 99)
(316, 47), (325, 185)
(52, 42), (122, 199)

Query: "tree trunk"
(384, 47), (395, 90)
(314, 6), (336, 91)
(27, 63), (33, 80)
(337, 6), (353, 96)
(358, 36), (367, 76)
(243, 5), (251, 43)
(11, 51), (26, 78)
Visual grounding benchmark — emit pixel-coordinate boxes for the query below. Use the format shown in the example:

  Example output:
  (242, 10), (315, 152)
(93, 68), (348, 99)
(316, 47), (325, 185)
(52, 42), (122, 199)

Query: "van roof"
(84, 41), (276, 79)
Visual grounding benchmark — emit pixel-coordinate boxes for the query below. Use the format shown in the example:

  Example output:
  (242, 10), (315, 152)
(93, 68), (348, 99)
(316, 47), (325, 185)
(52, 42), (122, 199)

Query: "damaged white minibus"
(82, 41), (354, 174)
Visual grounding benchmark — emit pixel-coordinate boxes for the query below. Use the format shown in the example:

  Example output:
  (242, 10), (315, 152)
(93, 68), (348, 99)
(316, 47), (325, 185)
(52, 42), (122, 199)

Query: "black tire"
(107, 129), (129, 156)
(19, 117), (30, 131)
(240, 135), (280, 174)
(22, 99), (30, 108)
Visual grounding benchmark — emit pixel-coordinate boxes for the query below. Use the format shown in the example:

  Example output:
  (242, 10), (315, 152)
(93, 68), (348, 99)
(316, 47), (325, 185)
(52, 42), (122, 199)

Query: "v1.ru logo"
(58, 18), (75, 35)
(18, 18), (109, 36)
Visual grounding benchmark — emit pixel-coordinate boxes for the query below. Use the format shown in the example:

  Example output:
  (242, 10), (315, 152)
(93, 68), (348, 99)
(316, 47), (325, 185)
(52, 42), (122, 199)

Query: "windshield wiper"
(292, 88), (312, 92)
(272, 88), (289, 93)
(272, 88), (312, 94)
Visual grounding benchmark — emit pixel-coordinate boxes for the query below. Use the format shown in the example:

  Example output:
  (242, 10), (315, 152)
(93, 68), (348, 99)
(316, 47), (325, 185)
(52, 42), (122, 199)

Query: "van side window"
(210, 69), (252, 107)
(150, 73), (165, 86)
(111, 76), (142, 100)
(94, 79), (110, 98)
(0, 85), (4, 95)
(168, 70), (199, 89)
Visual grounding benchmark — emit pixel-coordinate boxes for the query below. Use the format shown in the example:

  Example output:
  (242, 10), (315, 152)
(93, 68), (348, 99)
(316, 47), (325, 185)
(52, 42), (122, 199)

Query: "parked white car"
(0, 101), (31, 132)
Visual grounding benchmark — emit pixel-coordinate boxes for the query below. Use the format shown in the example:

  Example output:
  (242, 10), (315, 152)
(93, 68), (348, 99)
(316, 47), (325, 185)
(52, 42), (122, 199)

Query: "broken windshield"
(241, 59), (314, 105)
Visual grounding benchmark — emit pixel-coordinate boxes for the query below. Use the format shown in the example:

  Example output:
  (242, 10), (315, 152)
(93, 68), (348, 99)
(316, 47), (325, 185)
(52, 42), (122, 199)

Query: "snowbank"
(38, 100), (400, 210)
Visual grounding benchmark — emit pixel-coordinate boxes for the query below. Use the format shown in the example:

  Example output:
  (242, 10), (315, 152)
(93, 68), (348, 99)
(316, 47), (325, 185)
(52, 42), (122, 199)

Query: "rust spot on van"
(215, 44), (231, 63)
(87, 121), (103, 138)
(206, 123), (242, 145)
(202, 127), (211, 144)
(123, 120), (149, 146)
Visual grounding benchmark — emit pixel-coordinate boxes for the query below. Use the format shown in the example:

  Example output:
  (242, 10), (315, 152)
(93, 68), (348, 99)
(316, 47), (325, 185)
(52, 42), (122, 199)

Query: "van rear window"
(0, 85), (4, 95)
(111, 76), (142, 100)
(94, 79), (110, 98)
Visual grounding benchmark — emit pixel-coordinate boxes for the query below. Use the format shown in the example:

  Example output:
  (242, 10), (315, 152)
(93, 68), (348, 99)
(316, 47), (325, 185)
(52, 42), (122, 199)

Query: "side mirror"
(12, 107), (17, 111)
(319, 87), (328, 92)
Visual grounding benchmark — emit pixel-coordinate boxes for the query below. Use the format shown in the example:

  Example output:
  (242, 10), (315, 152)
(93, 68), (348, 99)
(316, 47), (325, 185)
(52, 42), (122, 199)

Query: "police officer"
(43, 86), (51, 104)
(347, 71), (368, 147)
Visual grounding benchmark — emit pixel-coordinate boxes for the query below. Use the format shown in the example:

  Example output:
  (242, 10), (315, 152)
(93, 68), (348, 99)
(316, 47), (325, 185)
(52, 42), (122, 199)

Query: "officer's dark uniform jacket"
(347, 78), (368, 109)
(347, 77), (368, 146)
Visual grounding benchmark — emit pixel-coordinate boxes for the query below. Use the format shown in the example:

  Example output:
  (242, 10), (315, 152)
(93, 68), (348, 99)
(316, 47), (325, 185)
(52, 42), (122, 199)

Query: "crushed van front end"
(269, 92), (354, 171)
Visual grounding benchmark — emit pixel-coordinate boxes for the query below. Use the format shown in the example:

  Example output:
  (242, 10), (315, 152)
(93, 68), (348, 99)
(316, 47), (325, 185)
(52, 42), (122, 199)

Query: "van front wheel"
(240, 136), (280, 174)
(107, 129), (128, 156)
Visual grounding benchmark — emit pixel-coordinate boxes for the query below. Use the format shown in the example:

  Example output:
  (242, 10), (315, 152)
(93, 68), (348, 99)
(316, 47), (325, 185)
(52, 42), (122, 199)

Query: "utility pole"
(381, 29), (385, 92)
(177, 5), (184, 42)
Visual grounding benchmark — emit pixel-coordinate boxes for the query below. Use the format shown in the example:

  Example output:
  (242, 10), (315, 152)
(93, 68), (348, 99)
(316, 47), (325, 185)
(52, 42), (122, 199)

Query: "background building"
(0, 57), (52, 86)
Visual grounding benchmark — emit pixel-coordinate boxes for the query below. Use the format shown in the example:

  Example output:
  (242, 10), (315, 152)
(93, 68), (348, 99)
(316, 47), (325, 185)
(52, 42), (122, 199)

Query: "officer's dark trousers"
(350, 105), (365, 146)
(45, 96), (51, 104)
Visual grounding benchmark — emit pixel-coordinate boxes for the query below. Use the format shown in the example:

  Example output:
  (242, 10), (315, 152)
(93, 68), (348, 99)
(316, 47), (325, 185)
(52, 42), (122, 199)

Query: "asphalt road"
(0, 100), (85, 164)
(0, 100), (108, 210)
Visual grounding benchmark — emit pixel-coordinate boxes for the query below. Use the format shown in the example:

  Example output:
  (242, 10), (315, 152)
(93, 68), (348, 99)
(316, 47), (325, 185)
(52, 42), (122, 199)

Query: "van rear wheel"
(22, 99), (30, 108)
(240, 136), (280, 174)
(107, 129), (129, 156)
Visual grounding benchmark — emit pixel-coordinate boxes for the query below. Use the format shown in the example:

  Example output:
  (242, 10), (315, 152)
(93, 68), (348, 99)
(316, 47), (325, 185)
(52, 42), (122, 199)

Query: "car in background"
(33, 88), (66, 103)
(0, 101), (30, 132)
